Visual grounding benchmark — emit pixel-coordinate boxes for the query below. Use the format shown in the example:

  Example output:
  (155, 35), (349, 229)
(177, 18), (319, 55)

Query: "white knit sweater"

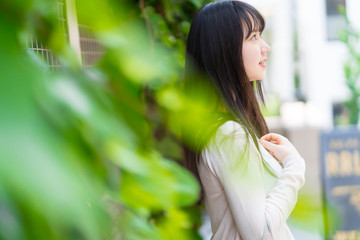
(198, 121), (305, 239)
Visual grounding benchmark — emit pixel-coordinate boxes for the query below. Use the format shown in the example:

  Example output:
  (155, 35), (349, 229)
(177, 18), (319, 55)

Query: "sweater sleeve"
(207, 122), (305, 239)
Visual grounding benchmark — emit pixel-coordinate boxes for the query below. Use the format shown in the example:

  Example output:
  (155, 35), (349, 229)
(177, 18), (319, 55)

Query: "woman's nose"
(261, 40), (271, 54)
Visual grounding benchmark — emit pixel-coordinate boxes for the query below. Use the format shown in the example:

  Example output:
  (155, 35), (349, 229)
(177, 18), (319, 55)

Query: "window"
(326, 0), (346, 41)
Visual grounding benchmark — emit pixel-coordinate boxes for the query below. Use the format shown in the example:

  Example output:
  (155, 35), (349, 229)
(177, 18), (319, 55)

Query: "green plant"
(338, 5), (360, 125)
(0, 0), (211, 239)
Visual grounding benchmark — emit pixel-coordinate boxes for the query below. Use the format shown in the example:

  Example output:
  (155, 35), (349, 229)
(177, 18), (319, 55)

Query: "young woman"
(183, 1), (305, 239)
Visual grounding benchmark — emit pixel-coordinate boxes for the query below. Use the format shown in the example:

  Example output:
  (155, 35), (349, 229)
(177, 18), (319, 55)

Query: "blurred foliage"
(0, 0), (212, 239)
(261, 95), (281, 117)
(337, 5), (360, 125)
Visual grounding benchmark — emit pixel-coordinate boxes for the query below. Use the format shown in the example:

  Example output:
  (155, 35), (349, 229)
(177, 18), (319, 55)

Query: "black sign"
(321, 128), (360, 239)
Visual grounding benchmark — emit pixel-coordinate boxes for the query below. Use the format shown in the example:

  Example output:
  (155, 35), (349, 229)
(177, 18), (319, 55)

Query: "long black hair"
(183, 0), (269, 198)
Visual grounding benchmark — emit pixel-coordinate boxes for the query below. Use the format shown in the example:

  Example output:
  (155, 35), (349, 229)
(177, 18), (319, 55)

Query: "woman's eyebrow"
(246, 31), (259, 38)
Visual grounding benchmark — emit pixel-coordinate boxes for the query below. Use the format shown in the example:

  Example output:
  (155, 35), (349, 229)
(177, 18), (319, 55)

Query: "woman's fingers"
(260, 133), (299, 162)
(260, 133), (284, 144)
(259, 140), (276, 156)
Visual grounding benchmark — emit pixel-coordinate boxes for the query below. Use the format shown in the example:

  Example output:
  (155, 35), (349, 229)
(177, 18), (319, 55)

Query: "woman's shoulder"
(208, 120), (249, 149)
(201, 120), (248, 173)
(216, 120), (247, 137)
(202, 120), (261, 174)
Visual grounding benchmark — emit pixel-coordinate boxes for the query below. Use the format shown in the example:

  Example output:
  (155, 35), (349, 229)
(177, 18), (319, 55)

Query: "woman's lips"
(259, 59), (267, 68)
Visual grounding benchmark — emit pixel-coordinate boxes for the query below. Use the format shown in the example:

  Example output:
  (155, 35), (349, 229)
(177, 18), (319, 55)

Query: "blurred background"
(241, 1), (360, 239)
(0, 0), (359, 239)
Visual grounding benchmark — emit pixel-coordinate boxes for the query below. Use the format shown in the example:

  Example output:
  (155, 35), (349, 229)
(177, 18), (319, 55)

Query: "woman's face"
(242, 31), (270, 81)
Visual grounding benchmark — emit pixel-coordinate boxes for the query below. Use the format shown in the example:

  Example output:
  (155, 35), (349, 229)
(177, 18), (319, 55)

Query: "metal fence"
(79, 24), (104, 68)
(28, 0), (104, 69)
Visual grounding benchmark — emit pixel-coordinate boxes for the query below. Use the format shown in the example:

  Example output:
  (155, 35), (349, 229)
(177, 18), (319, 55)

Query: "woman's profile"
(183, 1), (305, 239)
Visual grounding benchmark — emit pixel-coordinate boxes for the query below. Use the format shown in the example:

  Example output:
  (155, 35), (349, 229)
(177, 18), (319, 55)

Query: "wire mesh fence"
(79, 24), (104, 68)
(27, 0), (104, 69)
(27, 0), (67, 70)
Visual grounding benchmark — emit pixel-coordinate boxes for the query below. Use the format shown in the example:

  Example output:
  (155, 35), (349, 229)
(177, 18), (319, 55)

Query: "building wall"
(246, 0), (360, 129)
(297, 0), (345, 128)
(295, 0), (360, 128)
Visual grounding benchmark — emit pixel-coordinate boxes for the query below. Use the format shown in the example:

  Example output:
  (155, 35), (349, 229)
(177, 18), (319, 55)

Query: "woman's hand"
(259, 133), (300, 163)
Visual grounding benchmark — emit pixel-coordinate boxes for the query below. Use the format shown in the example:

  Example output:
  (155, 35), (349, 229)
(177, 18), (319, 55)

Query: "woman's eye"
(250, 34), (257, 40)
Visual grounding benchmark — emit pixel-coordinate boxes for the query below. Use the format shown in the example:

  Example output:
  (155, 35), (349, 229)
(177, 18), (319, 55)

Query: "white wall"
(347, 0), (360, 30)
(295, 0), (348, 129)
